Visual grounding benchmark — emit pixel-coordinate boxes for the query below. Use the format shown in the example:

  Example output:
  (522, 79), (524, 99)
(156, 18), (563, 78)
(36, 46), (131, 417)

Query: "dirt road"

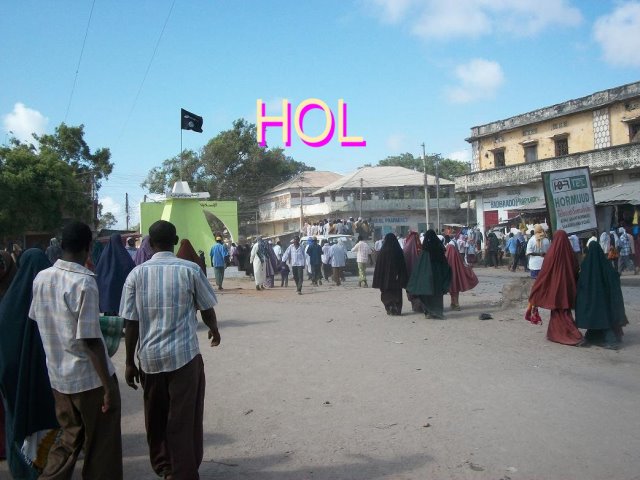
(3, 267), (638, 479)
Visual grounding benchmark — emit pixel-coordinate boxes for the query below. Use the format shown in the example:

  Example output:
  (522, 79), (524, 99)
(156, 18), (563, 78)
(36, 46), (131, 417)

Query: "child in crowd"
(279, 261), (290, 287)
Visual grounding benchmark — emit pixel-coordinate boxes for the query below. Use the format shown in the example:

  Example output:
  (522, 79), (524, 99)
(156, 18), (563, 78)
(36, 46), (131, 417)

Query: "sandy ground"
(2, 266), (639, 480)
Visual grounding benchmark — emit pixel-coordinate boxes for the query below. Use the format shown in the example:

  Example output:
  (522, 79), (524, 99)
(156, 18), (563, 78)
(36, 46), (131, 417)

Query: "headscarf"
(528, 230), (577, 310)
(0, 250), (17, 301)
(533, 224), (545, 249)
(95, 234), (136, 313)
(176, 239), (206, 274)
(445, 243), (478, 294)
(91, 239), (104, 267)
(45, 238), (63, 264)
(575, 241), (627, 331)
(407, 229), (451, 296)
(422, 229), (447, 264)
(0, 249), (57, 478)
(134, 235), (154, 265)
(258, 238), (270, 263)
(373, 233), (409, 290)
(402, 231), (421, 277)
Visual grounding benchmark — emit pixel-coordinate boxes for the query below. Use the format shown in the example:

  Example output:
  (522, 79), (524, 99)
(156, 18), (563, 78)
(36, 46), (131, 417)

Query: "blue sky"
(2, 0), (639, 227)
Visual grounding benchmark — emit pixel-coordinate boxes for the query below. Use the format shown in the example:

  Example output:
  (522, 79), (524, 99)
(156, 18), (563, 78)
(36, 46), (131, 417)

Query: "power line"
(118, 0), (176, 140)
(64, 0), (96, 122)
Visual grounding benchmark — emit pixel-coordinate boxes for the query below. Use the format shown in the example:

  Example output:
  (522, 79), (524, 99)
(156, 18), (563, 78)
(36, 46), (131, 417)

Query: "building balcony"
(455, 143), (640, 194)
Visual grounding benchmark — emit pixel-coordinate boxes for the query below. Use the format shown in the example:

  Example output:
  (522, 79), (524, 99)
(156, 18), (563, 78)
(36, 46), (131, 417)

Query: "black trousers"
(292, 266), (304, 292)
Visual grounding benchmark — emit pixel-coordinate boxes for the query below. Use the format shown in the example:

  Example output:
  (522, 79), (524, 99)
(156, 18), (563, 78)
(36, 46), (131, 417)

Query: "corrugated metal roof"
(312, 166), (453, 195)
(264, 171), (343, 194)
(593, 183), (640, 205)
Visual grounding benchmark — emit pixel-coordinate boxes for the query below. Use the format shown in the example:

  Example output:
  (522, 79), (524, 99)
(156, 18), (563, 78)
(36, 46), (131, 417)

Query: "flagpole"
(180, 127), (183, 181)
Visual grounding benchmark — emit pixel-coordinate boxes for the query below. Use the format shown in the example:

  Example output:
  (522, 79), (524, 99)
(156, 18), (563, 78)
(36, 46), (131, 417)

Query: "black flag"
(181, 108), (203, 133)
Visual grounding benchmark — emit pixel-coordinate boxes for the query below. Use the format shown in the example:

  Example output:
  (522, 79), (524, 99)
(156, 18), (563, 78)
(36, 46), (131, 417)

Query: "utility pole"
(421, 143), (430, 230)
(299, 172), (304, 234)
(255, 211), (259, 236)
(359, 177), (363, 219)
(125, 193), (130, 230)
(435, 154), (440, 232)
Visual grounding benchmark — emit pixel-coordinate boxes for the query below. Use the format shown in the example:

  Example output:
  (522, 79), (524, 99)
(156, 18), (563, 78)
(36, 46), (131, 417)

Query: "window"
(493, 149), (505, 168)
(330, 192), (336, 201)
(524, 144), (538, 163)
(593, 174), (614, 188)
(630, 122), (640, 143)
(555, 138), (569, 156)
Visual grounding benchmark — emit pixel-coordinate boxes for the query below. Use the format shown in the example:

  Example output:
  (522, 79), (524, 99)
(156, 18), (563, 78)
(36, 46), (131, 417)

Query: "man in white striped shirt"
(120, 220), (220, 480)
(30, 221), (122, 480)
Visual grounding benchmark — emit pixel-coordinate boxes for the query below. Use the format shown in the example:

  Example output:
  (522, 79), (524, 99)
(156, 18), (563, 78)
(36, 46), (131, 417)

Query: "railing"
(259, 197), (460, 222)
(455, 143), (640, 193)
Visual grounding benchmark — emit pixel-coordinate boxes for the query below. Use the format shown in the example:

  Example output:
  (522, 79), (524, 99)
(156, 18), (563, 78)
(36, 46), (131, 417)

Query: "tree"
(0, 124), (113, 236)
(97, 211), (117, 230)
(378, 152), (469, 180)
(142, 119), (314, 213)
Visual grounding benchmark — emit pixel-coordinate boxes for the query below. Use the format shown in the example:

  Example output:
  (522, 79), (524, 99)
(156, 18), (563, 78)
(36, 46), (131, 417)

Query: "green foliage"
(98, 211), (117, 230)
(0, 124), (113, 236)
(142, 119), (314, 213)
(378, 152), (469, 180)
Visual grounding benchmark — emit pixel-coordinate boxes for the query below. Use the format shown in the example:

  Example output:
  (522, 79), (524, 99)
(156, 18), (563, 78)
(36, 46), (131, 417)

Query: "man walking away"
(282, 236), (306, 294)
(351, 235), (371, 287)
(120, 220), (220, 480)
(30, 221), (123, 480)
(328, 238), (347, 286)
(306, 237), (323, 286)
(210, 236), (229, 290)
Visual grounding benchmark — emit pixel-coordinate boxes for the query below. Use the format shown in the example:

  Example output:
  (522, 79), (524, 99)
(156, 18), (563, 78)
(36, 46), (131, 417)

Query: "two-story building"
(456, 81), (640, 234)
(312, 166), (463, 239)
(257, 170), (343, 237)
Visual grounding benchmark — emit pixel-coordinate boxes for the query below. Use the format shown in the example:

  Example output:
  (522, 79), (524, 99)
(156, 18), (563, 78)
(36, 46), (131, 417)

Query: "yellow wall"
(477, 109), (600, 170)
(610, 100), (640, 145)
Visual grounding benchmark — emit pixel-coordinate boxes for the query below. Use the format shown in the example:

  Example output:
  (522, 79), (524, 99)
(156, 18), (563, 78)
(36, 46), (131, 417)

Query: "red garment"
(176, 239), (207, 274)
(529, 230), (577, 310)
(402, 231), (421, 277)
(547, 309), (583, 346)
(445, 244), (478, 294)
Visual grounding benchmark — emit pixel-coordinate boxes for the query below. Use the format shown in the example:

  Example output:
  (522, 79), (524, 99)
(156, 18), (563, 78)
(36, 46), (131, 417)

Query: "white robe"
(250, 242), (266, 286)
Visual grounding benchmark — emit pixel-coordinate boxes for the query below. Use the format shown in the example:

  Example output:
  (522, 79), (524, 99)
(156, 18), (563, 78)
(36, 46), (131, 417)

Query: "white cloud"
(368, 0), (415, 23)
(100, 196), (124, 225)
(366, 0), (582, 41)
(2, 103), (48, 143)
(447, 149), (471, 163)
(446, 58), (505, 103)
(385, 133), (407, 151)
(594, 2), (640, 68)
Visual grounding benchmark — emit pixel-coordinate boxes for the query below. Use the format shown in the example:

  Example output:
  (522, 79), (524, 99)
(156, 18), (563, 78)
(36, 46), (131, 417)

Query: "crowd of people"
(300, 217), (373, 239)
(0, 218), (632, 478)
(0, 220), (220, 479)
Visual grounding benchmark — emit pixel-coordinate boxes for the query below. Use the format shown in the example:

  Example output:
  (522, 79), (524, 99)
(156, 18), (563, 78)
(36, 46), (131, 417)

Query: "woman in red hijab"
(445, 242), (479, 310)
(528, 230), (583, 345)
(176, 239), (207, 274)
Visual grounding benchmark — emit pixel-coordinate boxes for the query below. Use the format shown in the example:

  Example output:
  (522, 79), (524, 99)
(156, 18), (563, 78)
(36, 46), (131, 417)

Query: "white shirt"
(30, 260), (115, 394)
(374, 239), (384, 251)
(568, 234), (581, 253)
(328, 243), (347, 267)
(351, 241), (371, 263)
(526, 236), (550, 271)
(273, 244), (283, 260)
(282, 244), (306, 267)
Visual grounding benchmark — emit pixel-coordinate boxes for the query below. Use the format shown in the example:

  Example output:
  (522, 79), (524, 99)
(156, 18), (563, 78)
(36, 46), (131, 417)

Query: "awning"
(593, 183), (640, 205)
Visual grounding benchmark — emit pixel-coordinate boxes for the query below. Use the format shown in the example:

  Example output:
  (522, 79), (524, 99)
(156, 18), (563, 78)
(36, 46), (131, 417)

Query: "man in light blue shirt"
(328, 238), (347, 286)
(210, 236), (229, 290)
(120, 220), (220, 479)
(282, 236), (306, 294)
